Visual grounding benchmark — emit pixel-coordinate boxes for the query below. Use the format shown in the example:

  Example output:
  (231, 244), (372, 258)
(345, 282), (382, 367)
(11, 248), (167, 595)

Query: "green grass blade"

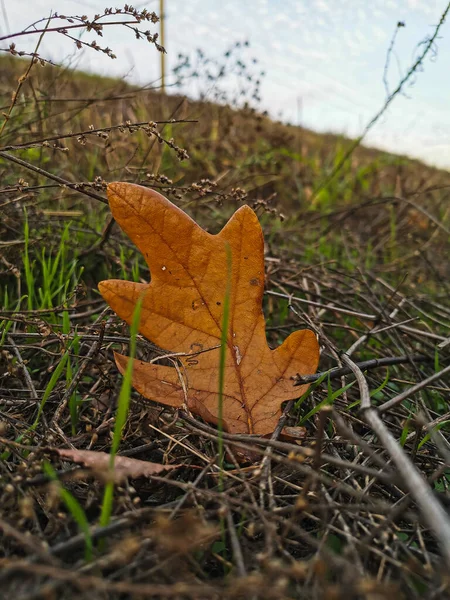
(29, 347), (72, 431)
(23, 208), (35, 311)
(434, 347), (440, 373)
(1, 296), (27, 346)
(99, 293), (144, 530)
(294, 371), (330, 411)
(300, 378), (355, 425)
(43, 462), (93, 561)
(69, 329), (81, 435)
(418, 420), (450, 451)
(370, 368), (391, 398)
(400, 418), (412, 447)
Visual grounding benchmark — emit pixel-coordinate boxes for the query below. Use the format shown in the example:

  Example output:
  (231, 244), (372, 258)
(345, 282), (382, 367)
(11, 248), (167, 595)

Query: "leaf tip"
(107, 181), (128, 199)
(98, 279), (114, 300)
(113, 351), (128, 376)
(98, 279), (123, 312)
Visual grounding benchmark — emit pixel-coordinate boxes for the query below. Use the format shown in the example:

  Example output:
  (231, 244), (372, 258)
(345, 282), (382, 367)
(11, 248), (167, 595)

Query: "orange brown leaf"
(99, 183), (319, 435)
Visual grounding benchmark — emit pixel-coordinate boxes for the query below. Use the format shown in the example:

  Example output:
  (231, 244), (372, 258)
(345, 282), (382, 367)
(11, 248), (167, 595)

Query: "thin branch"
(0, 151), (107, 203)
(378, 363), (450, 413)
(340, 353), (450, 568)
(0, 15), (50, 137)
(7, 335), (38, 401)
(312, 3), (450, 199)
(294, 353), (432, 385)
(0, 120), (197, 152)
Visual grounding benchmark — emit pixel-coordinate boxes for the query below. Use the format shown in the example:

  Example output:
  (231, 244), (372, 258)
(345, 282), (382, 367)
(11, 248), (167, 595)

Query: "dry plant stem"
(321, 486), (365, 575)
(125, 478), (357, 571)
(271, 289), (448, 342)
(377, 363), (450, 413)
(258, 400), (294, 508)
(50, 338), (102, 427)
(169, 459), (215, 518)
(79, 215), (115, 256)
(340, 352), (450, 566)
(312, 407), (329, 473)
(43, 486), (339, 565)
(438, 334), (450, 349)
(390, 324), (447, 342)
(295, 353), (431, 385)
(296, 407), (332, 507)
(375, 274), (450, 329)
(268, 289), (376, 320)
(0, 16), (49, 137)
(7, 335), (38, 401)
(2, 559), (223, 600)
(428, 423), (450, 465)
(344, 297), (406, 358)
(79, 108), (194, 256)
(50, 314), (108, 426)
(0, 518), (58, 565)
(331, 410), (397, 473)
(0, 151), (107, 203)
(145, 422), (210, 465)
(0, 298), (105, 316)
(398, 194), (450, 236)
(0, 16), (156, 43)
(312, 1), (450, 198)
(21, 465), (412, 578)
(179, 414), (398, 486)
(4, 332), (133, 343)
(226, 509), (247, 577)
(0, 120), (197, 151)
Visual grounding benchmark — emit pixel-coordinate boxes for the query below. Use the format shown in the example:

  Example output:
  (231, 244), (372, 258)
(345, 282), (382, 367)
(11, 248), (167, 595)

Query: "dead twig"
(377, 363), (450, 413)
(294, 353), (432, 385)
(340, 352), (450, 567)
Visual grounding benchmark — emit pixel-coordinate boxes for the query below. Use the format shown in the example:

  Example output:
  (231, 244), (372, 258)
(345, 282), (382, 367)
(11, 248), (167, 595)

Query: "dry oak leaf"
(55, 448), (178, 482)
(99, 183), (319, 435)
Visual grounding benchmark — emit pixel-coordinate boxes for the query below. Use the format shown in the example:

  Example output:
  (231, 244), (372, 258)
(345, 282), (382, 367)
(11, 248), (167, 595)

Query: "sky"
(2, 0), (450, 169)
